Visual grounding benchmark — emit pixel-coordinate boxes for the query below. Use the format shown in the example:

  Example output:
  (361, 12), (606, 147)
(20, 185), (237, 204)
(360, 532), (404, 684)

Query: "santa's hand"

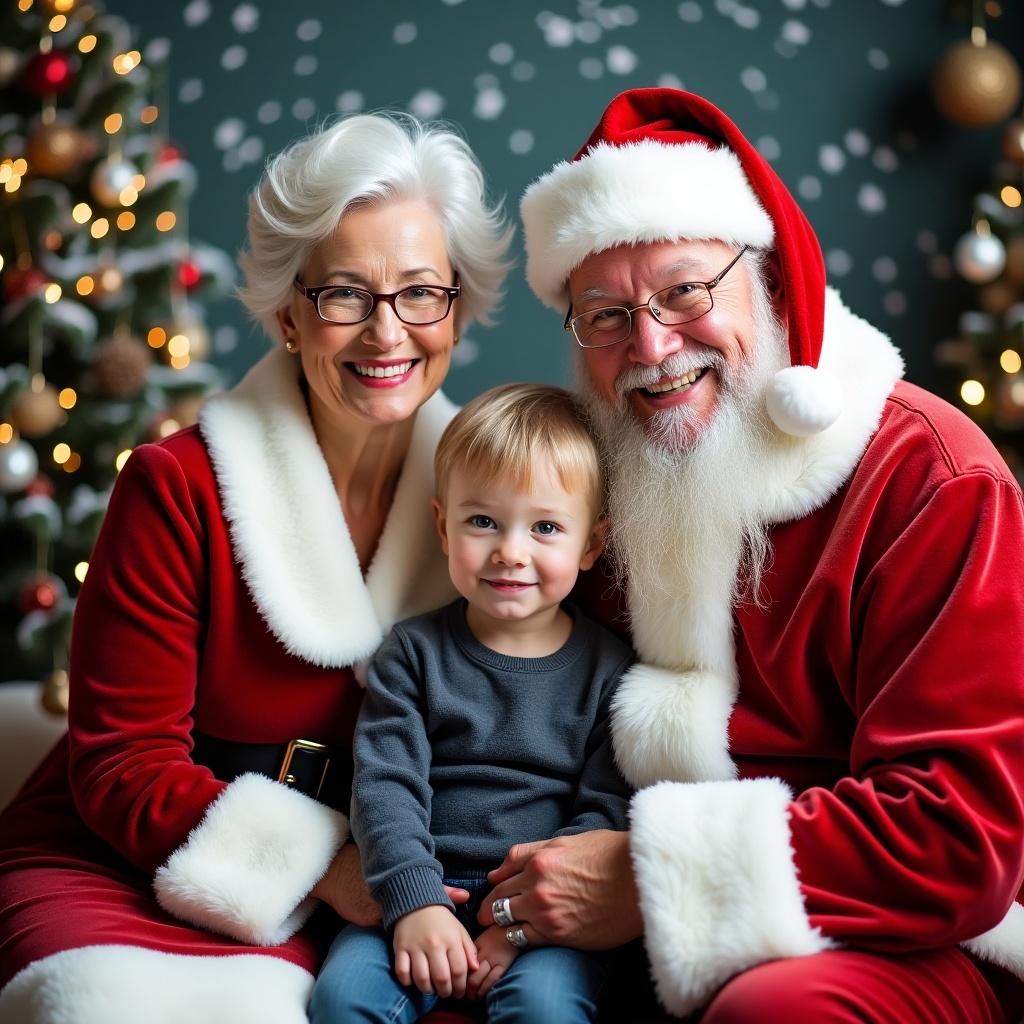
(480, 830), (643, 949)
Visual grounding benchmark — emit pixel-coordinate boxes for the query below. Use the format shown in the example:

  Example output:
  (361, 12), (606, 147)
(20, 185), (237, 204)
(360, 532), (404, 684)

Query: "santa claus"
(479, 88), (1024, 1021)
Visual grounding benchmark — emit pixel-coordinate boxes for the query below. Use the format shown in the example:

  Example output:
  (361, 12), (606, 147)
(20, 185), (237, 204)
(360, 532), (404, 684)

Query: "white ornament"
(0, 440), (39, 493)
(954, 230), (1007, 284)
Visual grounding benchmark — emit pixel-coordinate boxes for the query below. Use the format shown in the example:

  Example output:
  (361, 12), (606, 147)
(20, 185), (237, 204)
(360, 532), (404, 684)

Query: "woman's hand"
(467, 925), (520, 999)
(311, 844), (471, 927)
(478, 830), (644, 950)
(393, 906), (479, 998)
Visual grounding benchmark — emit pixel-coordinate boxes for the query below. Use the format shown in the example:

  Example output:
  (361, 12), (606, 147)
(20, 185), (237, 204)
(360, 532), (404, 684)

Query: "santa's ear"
(763, 250), (787, 328)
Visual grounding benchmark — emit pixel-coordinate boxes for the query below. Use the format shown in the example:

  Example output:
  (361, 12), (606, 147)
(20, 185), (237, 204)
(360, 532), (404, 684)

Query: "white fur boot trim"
(0, 946), (313, 1024)
(611, 663), (737, 788)
(629, 778), (832, 1017)
(154, 773), (348, 945)
(962, 901), (1024, 978)
(766, 365), (843, 437)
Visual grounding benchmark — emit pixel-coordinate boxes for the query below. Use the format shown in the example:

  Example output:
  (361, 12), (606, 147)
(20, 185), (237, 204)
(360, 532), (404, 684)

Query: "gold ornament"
(26, 121), (93, 177)
(41, 668), (69, 716)
(89, 263), (124, 300)
(94, 334), (153, 399)
(11, 383), (65, 438)
(932, 39), (1022, 127)
(1004, 119), (1024, 165)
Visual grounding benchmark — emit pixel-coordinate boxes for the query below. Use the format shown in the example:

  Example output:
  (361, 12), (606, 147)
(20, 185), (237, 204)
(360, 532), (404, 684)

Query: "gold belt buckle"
(277, 738), (330, 799)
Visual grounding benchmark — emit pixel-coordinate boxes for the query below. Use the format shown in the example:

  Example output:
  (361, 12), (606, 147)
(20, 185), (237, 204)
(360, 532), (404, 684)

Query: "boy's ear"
(580, 515), (608, 571)
(431, 498), (449, 556)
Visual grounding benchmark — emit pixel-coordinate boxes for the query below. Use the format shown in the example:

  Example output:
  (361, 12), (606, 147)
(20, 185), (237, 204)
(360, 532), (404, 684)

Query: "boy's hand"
(467, 924), (522, 999)
(393, 905), (479, 998)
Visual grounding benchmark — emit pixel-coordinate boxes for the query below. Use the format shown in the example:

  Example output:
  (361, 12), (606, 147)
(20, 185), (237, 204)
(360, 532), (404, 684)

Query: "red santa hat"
(521, 87), (841, 437)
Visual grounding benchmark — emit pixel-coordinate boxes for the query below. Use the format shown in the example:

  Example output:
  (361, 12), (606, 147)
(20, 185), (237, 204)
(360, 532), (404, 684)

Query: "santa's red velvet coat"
(0, 348), (458, 1020)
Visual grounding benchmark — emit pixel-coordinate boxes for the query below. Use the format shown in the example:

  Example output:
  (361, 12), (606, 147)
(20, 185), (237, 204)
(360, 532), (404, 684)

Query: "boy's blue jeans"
(308, 875), (607, 1024)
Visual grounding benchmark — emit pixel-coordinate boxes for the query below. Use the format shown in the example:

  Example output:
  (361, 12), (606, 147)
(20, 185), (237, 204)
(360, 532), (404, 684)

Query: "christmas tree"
(931, 6), (1024, 482)
(0, 0), (232, 705)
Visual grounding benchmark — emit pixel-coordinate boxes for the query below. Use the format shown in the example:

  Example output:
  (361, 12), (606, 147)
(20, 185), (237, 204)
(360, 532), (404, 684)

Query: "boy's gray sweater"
(351, 599), (634, 927)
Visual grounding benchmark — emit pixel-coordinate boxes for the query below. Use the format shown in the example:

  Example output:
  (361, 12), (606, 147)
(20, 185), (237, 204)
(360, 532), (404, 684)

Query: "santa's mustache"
(613, 348), (730, 398)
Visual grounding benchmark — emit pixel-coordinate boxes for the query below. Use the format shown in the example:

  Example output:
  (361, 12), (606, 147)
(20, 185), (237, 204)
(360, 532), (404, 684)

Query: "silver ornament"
(0, 47), (20, 88)
(0, 440), (39, 494)
(90, 156), (139, 208)
(953, 230), (1007, 284)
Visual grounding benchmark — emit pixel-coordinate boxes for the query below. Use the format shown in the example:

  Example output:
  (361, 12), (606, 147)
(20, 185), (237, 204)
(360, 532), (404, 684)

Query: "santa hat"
(521, 87), (840, 437)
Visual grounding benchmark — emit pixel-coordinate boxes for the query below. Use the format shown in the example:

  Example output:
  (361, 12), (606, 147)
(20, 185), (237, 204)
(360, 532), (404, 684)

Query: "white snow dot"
(336, 91), (364, 114)
(872, 256), (898, 284)
(607, 45), (637, 75)
(615, 5), (639, 25)
(872, 146), (898, 172)
(740, 67), (767, 93)
(214, 118), (246, 150)
(409, 89), (444, 120)
(214, 325), (238, 354)
(883, 290), (907, 316)
(798, 176), (822, 200)
(490, 42), (515, 64)
(677, 2), (703, 22)
(734, 6), (760, 29)
(916, 230), (938, 254)
(658, 72), (684, 89)
(715, 0), (737, 14)
(826, 249), (853, 276)
(179, 78), (203, 103)
(867, 48), (889, 70)
(393, 22), (417, 45)
(756, 135), (780, 161)
(232, 4), (259, 33)
(781, 19), (810, 44)
(221, 45), (247, 71)
(543, 15), (575, 47)
(880, 0), (906, 6)
(145, 37), (171, 62)
(511, 61), (536, 82)
(857, 183), (886, 214)
(594, 6), (620, 29)
(238, 136), (264, 164)
(441, 0), (466, 5)
(475, 73), (500, 90)
(296, 19), (321, 42)
(929, 253), (953, 280)
(294, 55), (317, 76)
(819, 144), (845, 174)
(292, 97), (316, 121)
(781, 0), (806, 6)
(775, 40), (798, 58)
(474, 87), (506, 120)
(580, 57), (604, 79)
(257, 101), (281, 124)
(223, 149), (243, 173)
(575, 20), (602, 43)
(756, 91), (780, 112)
(509, 129), (534, 155)
(183, 0), (211, 27)
(844, 130), (870, 157)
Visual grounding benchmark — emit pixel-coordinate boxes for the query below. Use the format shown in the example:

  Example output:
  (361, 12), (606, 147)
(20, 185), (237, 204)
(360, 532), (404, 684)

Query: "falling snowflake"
(509, 130), (534, 155)
(819, 144), (845, 174)
(231, 4), (259, 33)
(393, 23), (417, 45)
(474, 87), (506, 120)
(221, 45), (247, 71)
(179, 78), (203, 103)
(409, 89), (444, 120)
(257, 101), (281, 125)
(214, 118), (246, 150)
(296, 19), (322, 42)
(857, 183), (886, 214)
(844, 130), (870, 157)
(183, 0), (211, 28)
(490, 42), (515, 64)
(740, 67), (767, 92)
(677, 2), (703, 23)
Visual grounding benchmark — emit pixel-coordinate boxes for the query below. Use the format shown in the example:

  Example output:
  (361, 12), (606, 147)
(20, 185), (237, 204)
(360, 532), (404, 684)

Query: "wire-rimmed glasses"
(564, 246), (749, 349)
(293, 278), (461, 326)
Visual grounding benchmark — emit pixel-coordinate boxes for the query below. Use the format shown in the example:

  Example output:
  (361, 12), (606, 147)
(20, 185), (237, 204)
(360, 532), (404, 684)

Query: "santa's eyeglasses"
(564, 246), (749, 349)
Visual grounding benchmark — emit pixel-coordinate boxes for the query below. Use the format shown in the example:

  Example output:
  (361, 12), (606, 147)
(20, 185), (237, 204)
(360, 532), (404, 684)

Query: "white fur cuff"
(963, 902), (1024, 979)
(630, 777), (832, 1016)
(154, 772), (349, 945)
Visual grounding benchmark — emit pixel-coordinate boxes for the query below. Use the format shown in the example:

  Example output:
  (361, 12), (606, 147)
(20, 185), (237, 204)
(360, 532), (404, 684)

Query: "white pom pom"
(765, 365), (842, 437)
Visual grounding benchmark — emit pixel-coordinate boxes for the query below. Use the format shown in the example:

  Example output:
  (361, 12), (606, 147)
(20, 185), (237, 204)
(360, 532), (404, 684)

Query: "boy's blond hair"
(434, 383), (604, 519)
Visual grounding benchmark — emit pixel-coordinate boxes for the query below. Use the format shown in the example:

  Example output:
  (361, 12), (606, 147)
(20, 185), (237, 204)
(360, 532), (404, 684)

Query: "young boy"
(308, 383), (634, 1024)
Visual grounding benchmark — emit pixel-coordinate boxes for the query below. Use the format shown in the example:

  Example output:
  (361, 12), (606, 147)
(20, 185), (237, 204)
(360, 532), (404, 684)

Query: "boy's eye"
(468, 514), (495, 529)
(534, 521), (560, 536)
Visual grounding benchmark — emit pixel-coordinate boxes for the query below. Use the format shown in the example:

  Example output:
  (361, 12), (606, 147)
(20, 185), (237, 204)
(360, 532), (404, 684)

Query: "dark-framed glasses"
(564, 246), (749, 349)
(293, 277), (461, 326)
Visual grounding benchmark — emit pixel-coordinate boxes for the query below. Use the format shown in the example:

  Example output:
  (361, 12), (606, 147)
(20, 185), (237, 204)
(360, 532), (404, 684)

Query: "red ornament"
(158, 143), (183, 164)
(23, 51), (74, 97)
(25, 474), (57, 498)
(17, 572), (63, 614)
(177, 260), (201, 289)
(3, 266), (48, 302)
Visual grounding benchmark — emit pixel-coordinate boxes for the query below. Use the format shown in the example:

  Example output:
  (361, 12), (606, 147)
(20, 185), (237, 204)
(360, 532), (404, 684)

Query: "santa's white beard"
(578, 282), (789, 624)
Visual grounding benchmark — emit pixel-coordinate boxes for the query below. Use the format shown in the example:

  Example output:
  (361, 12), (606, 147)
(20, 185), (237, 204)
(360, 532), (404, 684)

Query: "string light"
(54, 0), (75, 10)
(78, 34), (97, 53)
(44, 231), (62, 250)
(1001, 350), (1022, 374)
(140, 105), (158, 125)
(4, 176), (22, 194)
(116, 211), (135, 230)
(1001, 185), (1022, 209)
(0, 163), (11, 184)
(0, 423), (13, 445)
(17, 0), (33, 11)
(0, 254), (4, 272)
(90, 218), (109, 239)
(112, 50), (141, 75)
(155, 211), (176, 232)
(115, 448), (133, 471)
(118, 185), (138, 206)
(158, 417), (181, 437)
(72, 202), (92, 223)
(44, 283), (62, 303)
(104, 113), (123, 135)
(74, 562), (89, 583)
(11, 159), (27, 176)
(961, 380), (985, 406)
(170, 354), (191, 370)
(147, 326), (166, 348)
(63, 451), (81, 473)
(131, 173), (146, 191)
(76, 275), (94, 295)
(167, 333), (190, 358)
(48, 14), (67, 31)
(53, 443), (71, 465)
(99, 266), (121, 291)
(58, 388), (77, 409)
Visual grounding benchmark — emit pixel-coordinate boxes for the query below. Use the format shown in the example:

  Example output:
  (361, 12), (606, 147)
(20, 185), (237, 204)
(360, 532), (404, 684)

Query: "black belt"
(191, 731), (353, 812)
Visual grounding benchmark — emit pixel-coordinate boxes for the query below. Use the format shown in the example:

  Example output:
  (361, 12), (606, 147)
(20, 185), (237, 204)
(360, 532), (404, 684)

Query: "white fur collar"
(612, 291), (903, 786)
(198, 347), (457, 668)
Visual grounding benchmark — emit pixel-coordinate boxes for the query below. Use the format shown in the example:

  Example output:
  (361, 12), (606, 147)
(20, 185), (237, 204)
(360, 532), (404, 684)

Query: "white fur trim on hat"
(522, 139), (775, 310)
(766, 364), (843, 437)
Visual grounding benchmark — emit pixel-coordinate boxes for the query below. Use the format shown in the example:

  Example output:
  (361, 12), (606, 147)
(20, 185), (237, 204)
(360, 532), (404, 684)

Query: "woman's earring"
(285, 339), (298, 354)
(453, 335), (460, 346)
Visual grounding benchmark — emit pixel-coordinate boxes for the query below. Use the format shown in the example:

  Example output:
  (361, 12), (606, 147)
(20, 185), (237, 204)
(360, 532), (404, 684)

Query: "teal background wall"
(103, 0), (1024, 405)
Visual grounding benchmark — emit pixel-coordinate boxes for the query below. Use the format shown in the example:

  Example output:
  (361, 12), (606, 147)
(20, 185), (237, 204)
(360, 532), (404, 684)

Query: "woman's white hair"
(237, 112), (513, 342)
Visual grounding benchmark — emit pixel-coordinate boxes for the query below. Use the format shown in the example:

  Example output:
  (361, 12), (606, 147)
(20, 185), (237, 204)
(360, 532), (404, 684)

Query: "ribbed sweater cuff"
(376, 866), (454, 928)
